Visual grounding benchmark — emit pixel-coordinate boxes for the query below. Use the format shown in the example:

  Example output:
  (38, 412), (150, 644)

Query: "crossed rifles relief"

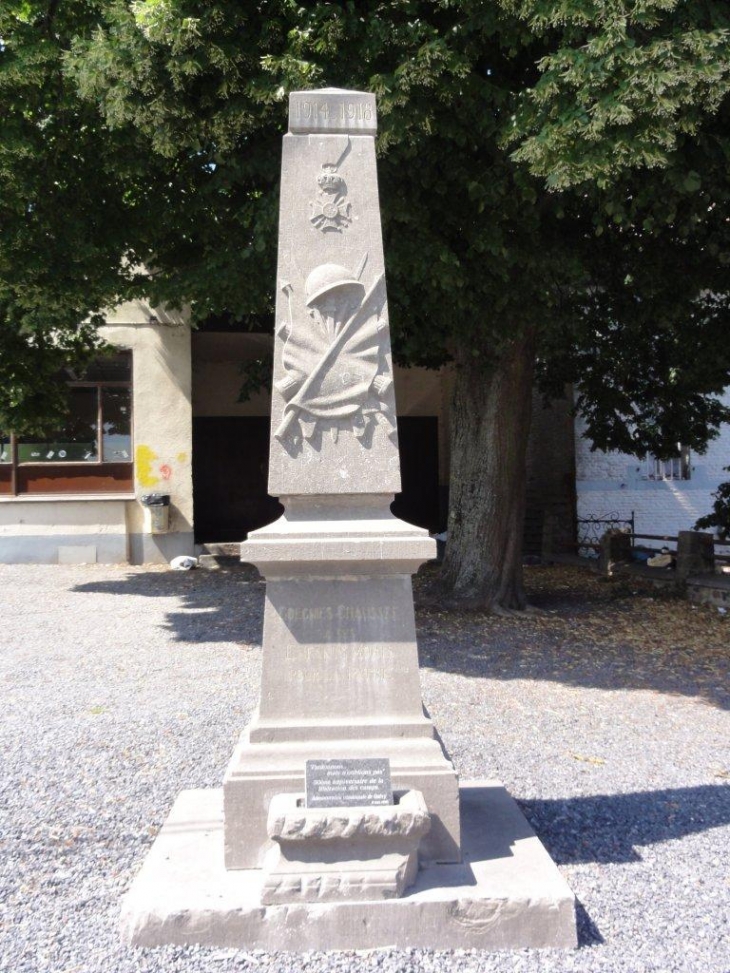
(274, 253), (394, 444)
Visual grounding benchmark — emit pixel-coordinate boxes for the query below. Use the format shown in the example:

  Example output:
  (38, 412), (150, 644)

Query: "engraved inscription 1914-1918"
(291, 97), (374, 129)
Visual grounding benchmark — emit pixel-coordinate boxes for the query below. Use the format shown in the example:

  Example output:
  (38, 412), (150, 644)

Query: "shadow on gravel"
(575, 899), (604, 947)
(73, 568), (265, 647)
(418, 626), (730, 710)
(519, 783), (730, 865)
(415, 567), (730, 710)
(74, 565), (730, 709)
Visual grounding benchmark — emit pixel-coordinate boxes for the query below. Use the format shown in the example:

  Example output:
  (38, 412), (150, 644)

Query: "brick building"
(574, 393), (730, 539)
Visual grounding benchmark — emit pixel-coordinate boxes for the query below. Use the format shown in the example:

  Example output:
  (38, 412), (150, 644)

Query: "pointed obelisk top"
(268, 89), (400, 496)
(289, 89), (377, 135)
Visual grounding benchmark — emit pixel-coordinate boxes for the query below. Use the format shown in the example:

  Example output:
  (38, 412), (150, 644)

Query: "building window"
(646, 446), (691, 481)
(0, 352), (134, 496)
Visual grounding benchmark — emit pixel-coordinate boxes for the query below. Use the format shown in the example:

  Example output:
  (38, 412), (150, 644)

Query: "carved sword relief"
(274, 253), (395, 445)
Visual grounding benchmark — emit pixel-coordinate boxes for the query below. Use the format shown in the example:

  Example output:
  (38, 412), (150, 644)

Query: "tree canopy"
(2, 0), (730, 603)
(1, 0), (142, 431)
(501, 0), (730, 189)
(2, 1), (727, 448)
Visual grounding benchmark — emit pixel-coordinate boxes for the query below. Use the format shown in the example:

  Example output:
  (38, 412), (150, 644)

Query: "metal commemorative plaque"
(305, 758), (393, 808)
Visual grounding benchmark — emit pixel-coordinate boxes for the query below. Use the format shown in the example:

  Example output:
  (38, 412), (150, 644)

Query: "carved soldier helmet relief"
(274, 251), (394, 446)
(304, 264), (364, 307)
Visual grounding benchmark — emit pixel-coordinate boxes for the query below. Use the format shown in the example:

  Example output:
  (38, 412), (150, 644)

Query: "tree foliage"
(2, 1), (730, 602)
(1, 1), (142, 431)
(695, 467), (730, 540)
(499, 0), (730, 188)
(66, 0), (566, 363)
(61, 1), (730, 454)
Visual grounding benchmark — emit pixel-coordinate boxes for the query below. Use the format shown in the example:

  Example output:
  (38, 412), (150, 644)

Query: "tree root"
(492, 602), (545, 618)
(521, 604), (547, 616)
(415, 575), (546, 616)
(491, 604), (521, 617)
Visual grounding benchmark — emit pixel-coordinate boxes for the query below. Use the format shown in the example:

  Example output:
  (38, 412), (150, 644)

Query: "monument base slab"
(121, 781), (577, 951)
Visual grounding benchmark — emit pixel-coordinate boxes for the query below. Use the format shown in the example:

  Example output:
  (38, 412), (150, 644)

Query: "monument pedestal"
(120, 87), (576, 952)
(222, 496), (461, 869)
(121, 782), (577, 950)
(224, 729), (461, 869)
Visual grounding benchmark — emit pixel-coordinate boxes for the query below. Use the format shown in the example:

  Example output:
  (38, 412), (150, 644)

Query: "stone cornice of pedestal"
(240, 536), (434, 576)
(248, 715), (436, 744)
(241, 494), (436, 577)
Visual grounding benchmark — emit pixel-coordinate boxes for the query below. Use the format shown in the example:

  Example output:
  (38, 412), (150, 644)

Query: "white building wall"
(0, 300), (195, 565)
(0, 498), (129, 563)
(575, 389), (730, 539)
(102, 305), (195, 565)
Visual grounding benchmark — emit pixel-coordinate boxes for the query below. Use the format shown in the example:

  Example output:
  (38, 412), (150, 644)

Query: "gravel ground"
(0, 563), (728, 973)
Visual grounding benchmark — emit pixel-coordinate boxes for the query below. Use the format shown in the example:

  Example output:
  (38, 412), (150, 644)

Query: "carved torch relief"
(274, 253), (395, 446)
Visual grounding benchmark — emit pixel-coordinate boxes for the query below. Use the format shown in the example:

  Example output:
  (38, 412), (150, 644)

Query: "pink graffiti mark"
(159, 464), (172, 480)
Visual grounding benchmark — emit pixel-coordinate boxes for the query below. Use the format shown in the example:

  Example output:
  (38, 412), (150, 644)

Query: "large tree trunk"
(439, 330), (536, 612)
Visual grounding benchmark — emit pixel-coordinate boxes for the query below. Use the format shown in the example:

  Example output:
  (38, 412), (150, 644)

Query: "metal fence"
(576, 510), (635, 556)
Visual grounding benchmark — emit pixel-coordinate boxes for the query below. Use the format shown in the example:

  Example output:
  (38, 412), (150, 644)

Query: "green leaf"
(683, 171), (702, 192)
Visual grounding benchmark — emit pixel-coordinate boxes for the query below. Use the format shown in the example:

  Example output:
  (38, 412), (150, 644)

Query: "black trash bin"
(141, 493), (171, 534)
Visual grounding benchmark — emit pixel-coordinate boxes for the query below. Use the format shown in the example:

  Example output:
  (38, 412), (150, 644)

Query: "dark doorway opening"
(193, 417), (283, 543)
(192, 415), (441, 542)
(391, 416), (441, 533)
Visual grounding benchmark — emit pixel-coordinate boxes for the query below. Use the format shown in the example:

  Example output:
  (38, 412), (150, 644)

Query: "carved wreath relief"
(274, 254), (395, 446)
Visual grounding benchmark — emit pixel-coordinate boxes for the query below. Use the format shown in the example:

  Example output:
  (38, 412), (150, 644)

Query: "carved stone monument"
(120, 88), (577, 950)
(222, 87), (460, 876)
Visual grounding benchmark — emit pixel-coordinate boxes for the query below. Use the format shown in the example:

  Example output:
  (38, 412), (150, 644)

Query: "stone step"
(687, 572), (730, 608)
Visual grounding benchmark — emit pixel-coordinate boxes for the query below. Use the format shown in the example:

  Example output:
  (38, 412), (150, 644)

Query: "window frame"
(645, 445), (692, 482)
(0, 351), (134, 497)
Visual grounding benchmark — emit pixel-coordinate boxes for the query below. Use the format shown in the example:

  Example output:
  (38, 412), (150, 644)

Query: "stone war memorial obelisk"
(121, 89), (577, 950)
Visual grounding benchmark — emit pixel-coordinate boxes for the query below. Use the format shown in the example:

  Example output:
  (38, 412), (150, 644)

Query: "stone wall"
(0, 498), (130, 563)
